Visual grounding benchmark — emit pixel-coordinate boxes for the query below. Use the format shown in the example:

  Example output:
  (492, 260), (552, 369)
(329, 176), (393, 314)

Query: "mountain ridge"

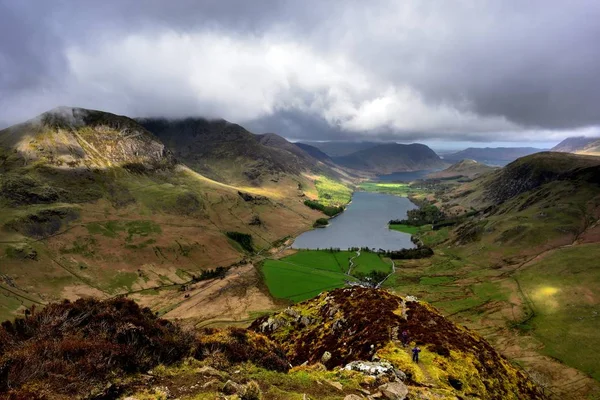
(333, 143), (447, 174)
(551, 136), (600, 155)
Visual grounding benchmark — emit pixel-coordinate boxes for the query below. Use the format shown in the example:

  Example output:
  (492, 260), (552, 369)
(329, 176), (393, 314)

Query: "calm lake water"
(292, 192), (417, 251)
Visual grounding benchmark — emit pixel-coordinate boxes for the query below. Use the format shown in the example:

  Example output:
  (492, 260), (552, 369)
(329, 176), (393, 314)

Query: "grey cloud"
(1, 0), (599, 143)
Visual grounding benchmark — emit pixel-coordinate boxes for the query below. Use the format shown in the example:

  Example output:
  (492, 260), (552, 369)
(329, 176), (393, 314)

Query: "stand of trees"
(191, 266), (228, 282)
(313, 218), (329, 228)
(226, 231), (254, 252)
(303, 200), (345, 217)
(381, 246), (434, 260)
(389, 204), (444, 226)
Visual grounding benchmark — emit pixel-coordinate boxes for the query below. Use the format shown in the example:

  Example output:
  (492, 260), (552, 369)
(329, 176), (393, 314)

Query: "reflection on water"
(292, 192), (417, 251)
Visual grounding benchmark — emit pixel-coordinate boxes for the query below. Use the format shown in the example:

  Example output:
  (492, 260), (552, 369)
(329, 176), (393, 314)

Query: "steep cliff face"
(0, 107), (173, 170)
(252, 287), (545, 400)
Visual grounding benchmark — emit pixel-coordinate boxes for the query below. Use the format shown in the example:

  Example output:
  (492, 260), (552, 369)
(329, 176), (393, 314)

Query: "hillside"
(294, 142), (334, 164)
(551, 136), (600, 155)
(0, 106), (174, 170)
(137, 118), (342, 186)
(385, 151), (600, 398)
(426, 159), (497, 180)
(0, 288), (545, 399)
(0, 107), (332, 324)
(443, 147), (543, 166)
(333, 143), (447, 175)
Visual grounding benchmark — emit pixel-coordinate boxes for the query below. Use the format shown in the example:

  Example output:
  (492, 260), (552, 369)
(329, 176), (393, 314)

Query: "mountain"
(551, 136), (600, 155)
(0, 107), (334, 323)
(294, 142), (334, 163)
(299, 140), (381, 157)
(443, 147), (543, 166)
(426, 159), (497, 180)
(333, 143), (447, 174)
(0, 106), (174, 171)
(137, 118), (339, 186)
(405, 151), (600, 397)
(459, 152), (600, 206)
(0, 287), (545, 399)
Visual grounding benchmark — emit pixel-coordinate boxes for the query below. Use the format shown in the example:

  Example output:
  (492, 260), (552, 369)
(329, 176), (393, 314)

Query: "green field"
(516, 244), (600, 380)
(389, 224), (421, 234)
(261, 250), (392, 302)
(314, 176), (352, 206)
(359, 182), (423, 197)
(351, 251), (392, 275)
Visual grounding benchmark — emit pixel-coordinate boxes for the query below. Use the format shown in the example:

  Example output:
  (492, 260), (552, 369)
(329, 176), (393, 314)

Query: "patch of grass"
(175, 268), (190, 281)
(104, 271), (139, 294)
(418, 227), (450, 247)
(351, 251), (392, 276)
(313, 175), (352, 206)
(124, 238), (156, 249)
(389, 224), (421, 234)
(261, 250), (396, 302)
(125, 220), (162, 241)
(261, 251), (354, 302)
(516, 244), (600, 380)
(420, 276), (455, 285)
(359, 181), (424, 197)
(86, 221), (124, 238)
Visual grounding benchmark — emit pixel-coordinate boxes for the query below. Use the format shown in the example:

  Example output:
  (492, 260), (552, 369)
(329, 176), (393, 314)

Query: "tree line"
(303, 200), (345, 217)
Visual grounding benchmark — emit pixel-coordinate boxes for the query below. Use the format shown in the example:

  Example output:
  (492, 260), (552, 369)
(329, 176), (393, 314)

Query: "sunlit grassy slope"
(0, 165), (321, 322)
(359, 181), (424, 197)
(382, 152), (600, 398)
(313, 175), (353, 206)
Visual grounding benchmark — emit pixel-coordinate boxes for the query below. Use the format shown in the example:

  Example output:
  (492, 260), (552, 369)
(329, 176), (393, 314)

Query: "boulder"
(221, 380), (242, 395)
(344, 360), (405, 381)
(321, 351), (332, 363)
(344, 395), (363, 400)
(379, 382), (408, 400)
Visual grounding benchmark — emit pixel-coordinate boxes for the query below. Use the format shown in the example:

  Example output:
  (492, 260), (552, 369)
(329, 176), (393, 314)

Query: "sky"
(1, 0), (599, 147)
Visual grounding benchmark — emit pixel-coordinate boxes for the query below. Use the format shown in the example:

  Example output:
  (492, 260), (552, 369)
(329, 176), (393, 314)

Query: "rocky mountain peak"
(0, 107), (173, 170)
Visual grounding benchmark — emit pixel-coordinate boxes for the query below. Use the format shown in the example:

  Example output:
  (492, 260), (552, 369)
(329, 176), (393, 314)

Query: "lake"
(292, 192), (417, 251)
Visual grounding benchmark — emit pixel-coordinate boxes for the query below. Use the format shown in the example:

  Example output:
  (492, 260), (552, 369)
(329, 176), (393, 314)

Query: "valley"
(1, 108), (599, 399)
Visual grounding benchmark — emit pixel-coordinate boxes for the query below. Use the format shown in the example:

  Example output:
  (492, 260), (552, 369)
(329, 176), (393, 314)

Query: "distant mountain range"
(551, 136), (600, 155)
(441, 147), (544, 166)
(332, 143), (447, 175)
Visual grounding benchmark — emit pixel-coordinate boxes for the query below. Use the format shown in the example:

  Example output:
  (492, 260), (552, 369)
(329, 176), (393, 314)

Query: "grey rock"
(379, 382), (408, 400)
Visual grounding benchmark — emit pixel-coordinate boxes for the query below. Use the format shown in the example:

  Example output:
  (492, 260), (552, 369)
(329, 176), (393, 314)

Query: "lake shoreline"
(292, 192), (417, 252)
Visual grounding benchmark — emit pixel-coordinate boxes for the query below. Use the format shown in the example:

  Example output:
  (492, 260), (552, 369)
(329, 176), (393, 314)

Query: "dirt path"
(347, 250), (360, 275)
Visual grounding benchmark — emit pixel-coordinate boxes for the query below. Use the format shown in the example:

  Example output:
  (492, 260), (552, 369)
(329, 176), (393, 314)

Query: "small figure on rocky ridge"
(412, 345), (421, 363)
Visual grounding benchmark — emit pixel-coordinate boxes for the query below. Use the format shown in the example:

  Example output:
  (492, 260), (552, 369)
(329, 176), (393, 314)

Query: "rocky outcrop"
(0, 107), (174, 170)
(251, 287), (545, 400)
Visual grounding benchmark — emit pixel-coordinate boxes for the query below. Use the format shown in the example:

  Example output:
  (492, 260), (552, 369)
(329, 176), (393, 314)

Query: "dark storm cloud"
(0, 0), (599, 142)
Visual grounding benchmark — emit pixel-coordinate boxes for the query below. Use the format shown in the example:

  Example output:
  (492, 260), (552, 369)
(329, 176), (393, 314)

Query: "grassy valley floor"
(261, 250), (394, 302)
